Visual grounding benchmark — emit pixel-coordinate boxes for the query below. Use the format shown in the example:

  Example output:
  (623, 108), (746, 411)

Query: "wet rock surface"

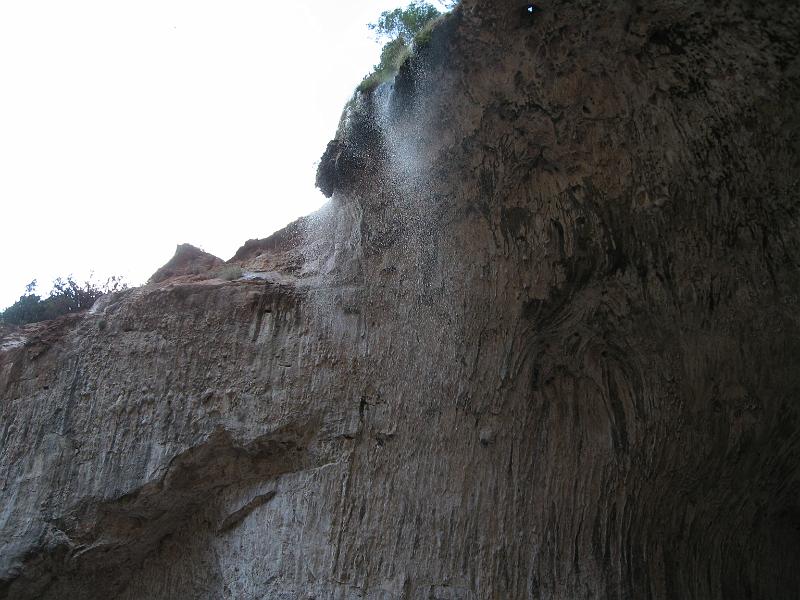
(2, 0), (800, 598)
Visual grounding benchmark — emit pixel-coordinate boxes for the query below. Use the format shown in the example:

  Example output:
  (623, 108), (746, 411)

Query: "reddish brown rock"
(2, 1), (799, 598)
(148, 244), (224, 283)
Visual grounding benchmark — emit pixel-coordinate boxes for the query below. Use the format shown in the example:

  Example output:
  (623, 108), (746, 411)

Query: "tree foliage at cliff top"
(368, 1), (441, 44)
(358, 1), (443, 92)
(0, 276), (126, 326)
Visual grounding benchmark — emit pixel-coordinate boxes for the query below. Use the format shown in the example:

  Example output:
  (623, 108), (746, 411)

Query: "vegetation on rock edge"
(0, 276), (126, 326)
(357, 1), (447, 93)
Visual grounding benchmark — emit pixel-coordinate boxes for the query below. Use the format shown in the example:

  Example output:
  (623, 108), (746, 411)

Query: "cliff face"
(2, 1), (800, 598)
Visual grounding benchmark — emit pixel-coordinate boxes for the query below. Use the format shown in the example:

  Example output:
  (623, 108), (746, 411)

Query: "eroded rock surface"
(148, 244), (224, 283)
(2, 0), (800, 598)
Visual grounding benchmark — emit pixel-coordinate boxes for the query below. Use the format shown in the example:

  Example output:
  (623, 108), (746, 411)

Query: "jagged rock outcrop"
(148, 244), (224, 283)
(2, 1), (799, 598)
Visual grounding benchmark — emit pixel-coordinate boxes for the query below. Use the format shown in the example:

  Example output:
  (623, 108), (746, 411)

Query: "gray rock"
(2, 0), (800, 598)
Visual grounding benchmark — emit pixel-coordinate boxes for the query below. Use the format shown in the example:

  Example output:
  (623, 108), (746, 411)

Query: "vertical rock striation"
(2, 0), (799, 598)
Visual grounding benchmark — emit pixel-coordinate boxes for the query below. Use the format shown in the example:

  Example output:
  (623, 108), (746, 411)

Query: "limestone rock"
(2, 0), (800, 598)
(148, 244), (223, 283)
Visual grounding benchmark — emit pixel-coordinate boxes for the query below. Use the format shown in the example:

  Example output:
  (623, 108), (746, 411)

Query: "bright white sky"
(0, 0), (448, 309)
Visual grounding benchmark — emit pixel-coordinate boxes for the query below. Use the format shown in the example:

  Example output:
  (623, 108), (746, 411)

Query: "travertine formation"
(2, 1), (799, 598)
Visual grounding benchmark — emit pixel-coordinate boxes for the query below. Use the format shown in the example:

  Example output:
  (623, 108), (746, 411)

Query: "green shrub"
(357, 38), (410, 92)
(0, 276), (126, 326)
(215, 266), (243, 281)
(411, 13), (445, 49)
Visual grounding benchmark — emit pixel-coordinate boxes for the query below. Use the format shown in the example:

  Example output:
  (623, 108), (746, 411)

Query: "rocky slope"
(2, 0), (799, 598)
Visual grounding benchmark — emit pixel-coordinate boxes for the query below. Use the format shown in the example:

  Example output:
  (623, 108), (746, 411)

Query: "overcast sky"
(0, 0), (447, 309)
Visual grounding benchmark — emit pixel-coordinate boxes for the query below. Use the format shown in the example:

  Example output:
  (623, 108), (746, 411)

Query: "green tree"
(368, 1), (441, 44)
(359, 2), (443, 92)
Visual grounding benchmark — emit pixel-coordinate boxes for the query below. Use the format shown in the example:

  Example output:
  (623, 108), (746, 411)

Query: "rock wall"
(2, 0), (799, 598)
